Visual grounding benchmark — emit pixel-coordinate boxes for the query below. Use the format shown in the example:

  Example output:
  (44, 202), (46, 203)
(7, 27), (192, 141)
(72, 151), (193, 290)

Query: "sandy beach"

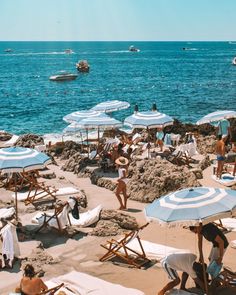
(0, 148), (236, 295)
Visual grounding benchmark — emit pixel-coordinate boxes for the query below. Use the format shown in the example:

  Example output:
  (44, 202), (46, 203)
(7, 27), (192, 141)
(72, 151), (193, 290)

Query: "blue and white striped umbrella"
(145, 187), (236, 227)
(91, 100), (130, 113)
(0, 147), (51, 173)
(75, 113), (122, 130)
(196, 110), (236, 125)
(124, 111), (174, 129)
(63, 110), (102, 123)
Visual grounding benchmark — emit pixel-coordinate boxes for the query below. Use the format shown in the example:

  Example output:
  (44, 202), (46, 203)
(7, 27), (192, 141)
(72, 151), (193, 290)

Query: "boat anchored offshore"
(49, 71), (78, 81)
(76, 60), (90, 72)
(4, 48), (13, 53)
(232, 57), (236, 65)
(129, 45), (140, 52)
(64, 49), (74, 54)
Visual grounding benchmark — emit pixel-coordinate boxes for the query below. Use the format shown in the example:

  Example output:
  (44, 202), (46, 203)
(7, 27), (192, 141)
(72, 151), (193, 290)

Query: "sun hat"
(115, 156), (129, 166)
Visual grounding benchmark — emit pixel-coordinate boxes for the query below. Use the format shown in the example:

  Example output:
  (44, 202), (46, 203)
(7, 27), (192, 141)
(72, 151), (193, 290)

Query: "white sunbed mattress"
(0, 207), (15, 219)
(45, 270), (145, 295)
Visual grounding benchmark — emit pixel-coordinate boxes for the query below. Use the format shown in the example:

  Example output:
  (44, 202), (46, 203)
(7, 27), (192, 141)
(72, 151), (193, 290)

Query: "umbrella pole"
(86, 129), (89, 157)
(198, 223), (209, 295)
(14, 173), (18, 220)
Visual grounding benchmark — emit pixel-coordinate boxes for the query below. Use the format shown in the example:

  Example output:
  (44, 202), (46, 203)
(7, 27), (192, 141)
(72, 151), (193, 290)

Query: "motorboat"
(232, 57), (236, 65)
(4, 48), (13, 53)
(64, 49), (74, 54)
(49, 71), (78, 81)
(76, 60), (90, 72)
(129, 45), (140, 52)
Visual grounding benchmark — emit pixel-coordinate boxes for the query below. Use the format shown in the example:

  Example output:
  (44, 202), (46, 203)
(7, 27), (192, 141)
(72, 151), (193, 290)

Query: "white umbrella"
(196, 110), (236, 125)
(63, 110), (102, 123)
(91, 100), (130, 113)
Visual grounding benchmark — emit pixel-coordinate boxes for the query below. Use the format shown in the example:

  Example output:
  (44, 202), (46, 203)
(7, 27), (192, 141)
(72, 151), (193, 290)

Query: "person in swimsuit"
(215, 135), (226, 179)
(115, 156), (129, 210)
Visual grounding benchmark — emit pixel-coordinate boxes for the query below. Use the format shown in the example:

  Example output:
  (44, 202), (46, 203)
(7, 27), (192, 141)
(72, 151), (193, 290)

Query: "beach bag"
(207, 260), (222, 278)
(70, 197), (80, 220)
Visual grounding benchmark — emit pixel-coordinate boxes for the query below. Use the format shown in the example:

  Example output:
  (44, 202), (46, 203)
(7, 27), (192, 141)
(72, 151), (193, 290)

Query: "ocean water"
(0, 41), (236, 135)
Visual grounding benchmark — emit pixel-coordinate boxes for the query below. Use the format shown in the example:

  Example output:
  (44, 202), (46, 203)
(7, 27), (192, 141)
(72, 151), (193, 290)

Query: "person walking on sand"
(115, 156), (129, 210)
(215, 134), (226, 179)
(158, 253), (205, 295)
(189, 223), (229, 265)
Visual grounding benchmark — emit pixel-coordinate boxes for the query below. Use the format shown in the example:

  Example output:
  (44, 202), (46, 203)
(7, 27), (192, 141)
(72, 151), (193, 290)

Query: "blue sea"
(0, 41), (236, 135)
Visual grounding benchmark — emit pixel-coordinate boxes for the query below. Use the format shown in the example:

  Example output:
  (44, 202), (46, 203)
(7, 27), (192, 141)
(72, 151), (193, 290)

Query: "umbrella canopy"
(196, 110), (236, 125)
(75, 113), (122, 130)
(0, 147), (51, 173)
(124, 111), (174, 129)
(91, 100), (130, 113)
(63, 110), (102, 123)
(145, 187), (236, 227)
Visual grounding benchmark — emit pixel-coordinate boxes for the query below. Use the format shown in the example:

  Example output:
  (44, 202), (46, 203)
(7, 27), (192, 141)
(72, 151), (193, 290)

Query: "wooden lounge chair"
(100, 223), (151, 268)
(41, 282), (64, 294)
(34, 202), (72, 234)
(212, 267), (236, 290)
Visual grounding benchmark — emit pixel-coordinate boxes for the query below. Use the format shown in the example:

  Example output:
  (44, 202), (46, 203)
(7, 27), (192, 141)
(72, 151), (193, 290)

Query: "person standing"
(189, 223), (229, 265)
(115, 156), (129, 210)
(158, 253), (205, 295)
(215, 134), (226, 179)
(217, 119), (231, 144)
(156, 128), (164, 152)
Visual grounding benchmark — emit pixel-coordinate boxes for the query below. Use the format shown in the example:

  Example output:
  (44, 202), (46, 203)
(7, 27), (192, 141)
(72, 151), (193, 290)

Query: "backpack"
(70, 197), (80, 219)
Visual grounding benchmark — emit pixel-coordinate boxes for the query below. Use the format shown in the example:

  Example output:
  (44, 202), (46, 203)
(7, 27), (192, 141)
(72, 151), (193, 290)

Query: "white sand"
(0, 160), (236, 295)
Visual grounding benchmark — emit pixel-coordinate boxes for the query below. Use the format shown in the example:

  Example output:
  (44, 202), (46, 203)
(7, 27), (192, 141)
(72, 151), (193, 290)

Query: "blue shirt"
(217, 119), (230, 136)
(156, 131), (164, 140)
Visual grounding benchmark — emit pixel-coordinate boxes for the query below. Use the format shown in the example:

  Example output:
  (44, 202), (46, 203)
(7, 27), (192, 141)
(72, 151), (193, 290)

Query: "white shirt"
(118, 167), (128, 184)
(165, 253), (197, 279)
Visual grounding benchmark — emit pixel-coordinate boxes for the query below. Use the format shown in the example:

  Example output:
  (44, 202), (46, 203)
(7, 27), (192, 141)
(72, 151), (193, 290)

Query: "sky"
(1, 0), (236, 41)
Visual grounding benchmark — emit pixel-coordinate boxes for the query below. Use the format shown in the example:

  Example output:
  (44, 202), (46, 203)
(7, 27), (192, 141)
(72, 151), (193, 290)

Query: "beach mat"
(45, 270), (145, 295)
(211, 173), (236, 187)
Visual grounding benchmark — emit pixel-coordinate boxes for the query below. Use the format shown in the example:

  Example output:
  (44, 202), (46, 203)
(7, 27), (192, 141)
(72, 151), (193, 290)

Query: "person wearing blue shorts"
(215, 135), (226, 179)
(156, 128), (164, 151)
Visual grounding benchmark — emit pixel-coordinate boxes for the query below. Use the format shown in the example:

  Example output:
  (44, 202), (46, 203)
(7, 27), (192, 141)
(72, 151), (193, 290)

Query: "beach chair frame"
(100, 223), (151, 268)
(21, 172), (57, 206)
(35, 202), (71, 234)
(212, 267), (236, 291)
(40, 282), (64, 294)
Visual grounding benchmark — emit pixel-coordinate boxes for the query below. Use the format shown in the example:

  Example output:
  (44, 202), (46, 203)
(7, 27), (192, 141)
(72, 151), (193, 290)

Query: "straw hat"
(115, 156), (129, 166)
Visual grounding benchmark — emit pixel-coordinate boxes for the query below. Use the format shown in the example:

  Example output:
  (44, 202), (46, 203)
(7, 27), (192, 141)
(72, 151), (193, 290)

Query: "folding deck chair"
(41, 283), (64, 294)
(213, 267), (236, 290)
(34, 201), (72, 234)
(21, 172), (57, 206)
(100, 223), (151, 268)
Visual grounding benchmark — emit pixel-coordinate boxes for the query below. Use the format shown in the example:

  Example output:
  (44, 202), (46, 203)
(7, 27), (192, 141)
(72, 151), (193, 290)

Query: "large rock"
(89, 209), (139, 236)
(127, 158), (200, 202)
(196, 135), (216, 154)
(15, 134), (44, 148)
(61, 152), (90, 173)
(0, 131), (12, 141)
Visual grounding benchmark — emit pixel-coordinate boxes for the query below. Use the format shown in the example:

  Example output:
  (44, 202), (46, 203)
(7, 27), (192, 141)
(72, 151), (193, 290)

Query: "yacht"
(129, 45), (140, 52)
(76, 60), (90, 72)
(4, 48), (13, 53)
(232, 57), (236, 65)
(64, 49), (74, 54)
(49, 71), (78, 81)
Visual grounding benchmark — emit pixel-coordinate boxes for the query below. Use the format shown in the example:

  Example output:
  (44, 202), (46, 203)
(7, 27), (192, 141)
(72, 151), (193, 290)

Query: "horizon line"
(0, 40), (235, 42)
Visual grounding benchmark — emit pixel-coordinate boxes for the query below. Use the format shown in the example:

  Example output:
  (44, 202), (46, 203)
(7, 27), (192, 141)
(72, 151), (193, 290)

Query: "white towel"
(0, 207), (15, 219)
(0, 223), (20, 267)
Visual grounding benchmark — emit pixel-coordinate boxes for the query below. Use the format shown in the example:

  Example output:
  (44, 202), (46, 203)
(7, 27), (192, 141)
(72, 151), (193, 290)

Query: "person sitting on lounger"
(158, 253), (206, 295)
(19, 264), (48, 295)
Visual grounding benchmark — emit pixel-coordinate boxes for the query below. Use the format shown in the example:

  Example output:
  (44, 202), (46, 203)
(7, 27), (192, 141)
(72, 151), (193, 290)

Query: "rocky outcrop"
(90, 173), (117, 191)
(127, 158), (200, 203)
(0, 131), (12, 141)
(89, 209), (139, 236)
(61, 152), (90, 174)
(21, 246), (59, 277)
(196, 135), (216, 154)
(15, 134), (44, 148)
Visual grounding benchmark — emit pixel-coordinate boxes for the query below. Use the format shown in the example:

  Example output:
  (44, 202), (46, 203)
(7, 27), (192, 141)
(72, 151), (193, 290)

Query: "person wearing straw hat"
(115, 156), (129, 210)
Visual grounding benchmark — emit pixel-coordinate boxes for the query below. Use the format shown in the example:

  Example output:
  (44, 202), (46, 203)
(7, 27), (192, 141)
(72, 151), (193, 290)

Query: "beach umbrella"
(124, 111), (174, 129)
(91, 100), (130, 113)
(63, 110), (102, 123)
(144, 186), (236, 294)
(0, 147), (51, 218)
(196, 110), (236, 125)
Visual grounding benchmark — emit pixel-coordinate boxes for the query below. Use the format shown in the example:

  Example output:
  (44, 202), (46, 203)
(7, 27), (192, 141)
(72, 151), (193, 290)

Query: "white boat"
(232, 57), (236, 65)
(64, 49), (74, 54)
(49, 71), (78, 81)
(129, 45), (140, 52)
(4, 48), (13, 53)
